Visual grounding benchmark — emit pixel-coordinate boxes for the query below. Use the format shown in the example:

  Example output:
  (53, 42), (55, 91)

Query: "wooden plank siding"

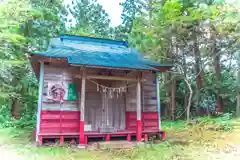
(42, 65), (79, 111)
(108, 81), (126, 130)
(85, 80), (102, 131)
(40, 65), (80, 134)
(126, 71), (158, 112)
(39, 65), (159, 135)
(142, 72), (158, 112)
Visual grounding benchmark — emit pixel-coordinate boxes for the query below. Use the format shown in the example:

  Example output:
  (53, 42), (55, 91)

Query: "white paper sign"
(84, 125), (92, 131)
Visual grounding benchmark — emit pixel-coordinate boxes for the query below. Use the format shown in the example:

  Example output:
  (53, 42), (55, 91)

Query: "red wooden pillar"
(84, 136), (88, 144)
(38, 135), (42, 146)
(79, 70), (86, 145)
(106, 134), (110, 141)
(127, 134), (131, 142)
(161, 131), (166, 140)
(144, 134), (148, 142)
(60, 136), (64, 145)
(136, 78), (142, 142)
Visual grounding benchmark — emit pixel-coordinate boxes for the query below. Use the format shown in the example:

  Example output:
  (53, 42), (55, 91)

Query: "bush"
(0, 103), (36, 128)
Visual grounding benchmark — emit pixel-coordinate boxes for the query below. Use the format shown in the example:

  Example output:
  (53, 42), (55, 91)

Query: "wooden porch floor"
(37, 130), (166, 145)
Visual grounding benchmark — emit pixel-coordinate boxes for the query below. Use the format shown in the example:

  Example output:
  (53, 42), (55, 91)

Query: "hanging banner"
(67, 83), (77, 101)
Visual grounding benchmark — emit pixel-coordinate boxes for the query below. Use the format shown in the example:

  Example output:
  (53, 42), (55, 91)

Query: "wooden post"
(60, 136), (64, 145)
(36, 61), (44, 143)
(136, 78), (142, 142)
(144, 134), (148, 142)
(79, 69), (86, 145)
(127, 134), (131, 142)
(156, 72), (161, 130)
(106, 134), (110, 141)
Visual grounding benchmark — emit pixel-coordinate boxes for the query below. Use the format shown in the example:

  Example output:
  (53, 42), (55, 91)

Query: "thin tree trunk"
(171, 78), (176, 120)
(170, 24), (177, 120)
(182, 44), (189, 118)
(185, 78), (193, 122)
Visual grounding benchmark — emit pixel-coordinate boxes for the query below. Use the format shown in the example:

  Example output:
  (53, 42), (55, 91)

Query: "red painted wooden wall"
(40, 110), (80, 134)
(40, 111), (159, 134)
(126, 112), (159, 131)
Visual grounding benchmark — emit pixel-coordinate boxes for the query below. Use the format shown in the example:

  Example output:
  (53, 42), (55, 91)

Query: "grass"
(0, 117), (238, 160)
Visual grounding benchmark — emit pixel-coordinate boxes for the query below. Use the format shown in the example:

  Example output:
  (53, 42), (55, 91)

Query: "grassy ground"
(0, 118), (240, 160)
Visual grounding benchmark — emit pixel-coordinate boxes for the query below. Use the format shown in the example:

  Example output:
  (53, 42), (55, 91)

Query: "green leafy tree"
(128, 0), (240, 120)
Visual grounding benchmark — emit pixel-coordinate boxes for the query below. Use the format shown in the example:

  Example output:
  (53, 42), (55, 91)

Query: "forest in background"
(0, 0), (239, 128)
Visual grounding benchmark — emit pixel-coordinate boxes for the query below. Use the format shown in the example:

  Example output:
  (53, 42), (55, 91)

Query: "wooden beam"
(36, 61), (44, 143)
(76, 74), (138, 81)
(70, 64), (138, 71)
(88, 74), (138, 81)
(79, 68), (86, 145)
(136, 78), (142, 142)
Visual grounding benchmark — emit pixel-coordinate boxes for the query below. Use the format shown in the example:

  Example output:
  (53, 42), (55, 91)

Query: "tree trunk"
(237, 93), (240, 117)
(11, 99), (20, 119)
(164, 72), (171, 119)
(147, 0), (153, 27)
(236, 64), (240, 117)
(193, 22), (203, 115)
(211, 29), (223, 112)
(193, 25), (203, 116)
(214, 51), (223, 112)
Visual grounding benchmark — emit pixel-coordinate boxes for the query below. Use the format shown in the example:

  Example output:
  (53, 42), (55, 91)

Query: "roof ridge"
(60, 34), (128, 47)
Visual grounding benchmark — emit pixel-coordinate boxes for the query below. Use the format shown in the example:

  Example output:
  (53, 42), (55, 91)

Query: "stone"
(77, 144), (86, 149)
(97, 141), (134, 150)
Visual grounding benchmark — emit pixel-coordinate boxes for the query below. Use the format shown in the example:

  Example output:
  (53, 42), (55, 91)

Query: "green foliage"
(0, 0), (65, 128)
(127, 0), (239, 119)
(120, 0), (143, 34)
(26, 0), (66, 50)
(69, 0), (111, 38)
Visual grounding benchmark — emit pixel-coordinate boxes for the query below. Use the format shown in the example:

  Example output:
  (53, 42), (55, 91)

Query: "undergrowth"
(0, 104), (36, 128)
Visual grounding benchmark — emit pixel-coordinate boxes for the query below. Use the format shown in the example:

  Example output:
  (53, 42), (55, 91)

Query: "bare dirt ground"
(0, 145), (25, 160)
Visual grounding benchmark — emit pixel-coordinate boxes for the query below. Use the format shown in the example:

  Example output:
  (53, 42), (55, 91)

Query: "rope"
(87, 79), (137, 90)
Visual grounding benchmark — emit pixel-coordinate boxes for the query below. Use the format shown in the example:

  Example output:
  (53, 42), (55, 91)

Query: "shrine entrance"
(86, 79), (127, 133)
(100, 90), (126, 133)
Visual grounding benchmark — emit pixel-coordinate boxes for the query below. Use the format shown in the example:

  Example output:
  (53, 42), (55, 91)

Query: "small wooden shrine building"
(29, 35), (171, 146)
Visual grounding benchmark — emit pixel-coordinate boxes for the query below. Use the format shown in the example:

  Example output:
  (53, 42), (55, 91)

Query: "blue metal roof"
(32, 35), (171, 71)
